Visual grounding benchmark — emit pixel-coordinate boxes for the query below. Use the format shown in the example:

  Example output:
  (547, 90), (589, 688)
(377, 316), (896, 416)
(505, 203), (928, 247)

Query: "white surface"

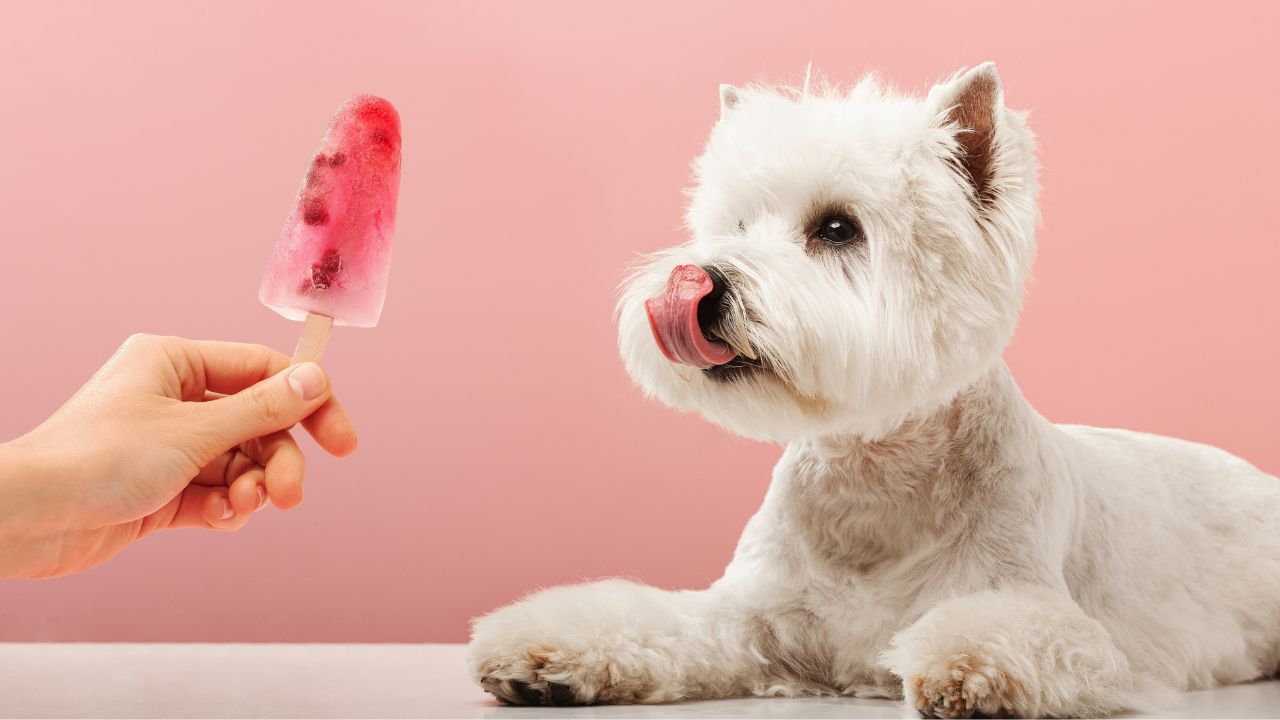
(0, 643), (1276, 718)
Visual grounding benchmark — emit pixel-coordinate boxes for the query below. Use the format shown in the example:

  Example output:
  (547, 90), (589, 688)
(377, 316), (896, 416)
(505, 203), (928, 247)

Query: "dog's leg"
(468, 579), (756, 705)
(881, 587), (1168, 718)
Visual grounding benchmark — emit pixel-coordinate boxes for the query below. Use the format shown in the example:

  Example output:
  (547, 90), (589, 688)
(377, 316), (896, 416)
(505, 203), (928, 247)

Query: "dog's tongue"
(644, 265), (738, 369)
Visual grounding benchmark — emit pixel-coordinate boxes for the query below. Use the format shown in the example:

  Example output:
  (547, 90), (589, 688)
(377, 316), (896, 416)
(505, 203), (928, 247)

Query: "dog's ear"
(929, 62), (1003, 204)
(719, 84), (742, 119)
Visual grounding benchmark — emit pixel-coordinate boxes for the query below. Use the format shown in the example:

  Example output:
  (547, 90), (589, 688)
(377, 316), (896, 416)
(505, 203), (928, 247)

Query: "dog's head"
(617, 63), (1039, 442)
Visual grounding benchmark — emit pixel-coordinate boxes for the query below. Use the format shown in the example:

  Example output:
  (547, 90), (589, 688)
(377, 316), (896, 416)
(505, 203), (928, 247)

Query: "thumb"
(198, 362), (331, 448)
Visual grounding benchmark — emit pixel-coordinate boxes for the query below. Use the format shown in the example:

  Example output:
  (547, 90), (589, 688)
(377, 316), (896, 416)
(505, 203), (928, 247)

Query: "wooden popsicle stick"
(292, 312), (334, 363)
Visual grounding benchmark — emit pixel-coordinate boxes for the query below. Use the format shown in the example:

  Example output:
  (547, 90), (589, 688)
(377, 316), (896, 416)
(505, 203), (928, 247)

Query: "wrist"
(0, 436), (77, 577)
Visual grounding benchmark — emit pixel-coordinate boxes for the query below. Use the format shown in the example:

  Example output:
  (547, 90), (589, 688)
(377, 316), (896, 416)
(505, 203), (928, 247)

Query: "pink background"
(0, 1), (1276, 642)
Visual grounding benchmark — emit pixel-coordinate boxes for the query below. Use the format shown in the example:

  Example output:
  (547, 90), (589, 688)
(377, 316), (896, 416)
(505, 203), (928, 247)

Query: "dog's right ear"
(928, 62), (1004, 205)
(719, 84), (742, 119)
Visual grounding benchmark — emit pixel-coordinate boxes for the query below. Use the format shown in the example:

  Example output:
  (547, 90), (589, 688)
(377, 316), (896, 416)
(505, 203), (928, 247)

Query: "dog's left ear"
(928, 62), (1004, 204)
(719, 84), (742, 119)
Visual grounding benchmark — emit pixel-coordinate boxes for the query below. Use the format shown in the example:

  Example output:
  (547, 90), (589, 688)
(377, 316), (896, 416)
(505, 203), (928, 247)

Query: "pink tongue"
(644, 265), (738, 369)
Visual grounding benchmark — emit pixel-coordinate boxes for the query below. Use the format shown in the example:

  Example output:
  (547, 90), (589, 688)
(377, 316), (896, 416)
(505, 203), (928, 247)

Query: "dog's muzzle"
(644, 264), (737, 369)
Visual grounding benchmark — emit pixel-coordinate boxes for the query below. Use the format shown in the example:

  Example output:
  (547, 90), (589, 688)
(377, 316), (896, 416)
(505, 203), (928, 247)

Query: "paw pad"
(911, 653), (1018, 719)
(479, 672), (583, 706)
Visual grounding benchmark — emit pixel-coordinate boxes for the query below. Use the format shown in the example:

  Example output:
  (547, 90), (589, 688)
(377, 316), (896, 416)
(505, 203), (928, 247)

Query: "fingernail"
(287, 363), (326, 400)
(220, 498), (235, 520)
(256, 486), (269, 511)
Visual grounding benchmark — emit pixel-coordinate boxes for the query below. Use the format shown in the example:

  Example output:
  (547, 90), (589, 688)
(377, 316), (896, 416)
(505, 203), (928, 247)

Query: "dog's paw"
(473, 646), (600, 706)
(907, 652), (1023, 719)
(468, 580), (695, 705)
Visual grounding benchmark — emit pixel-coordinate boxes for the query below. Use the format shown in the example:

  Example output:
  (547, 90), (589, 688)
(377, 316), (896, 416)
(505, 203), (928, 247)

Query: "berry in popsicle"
(259, 94), (402, 361)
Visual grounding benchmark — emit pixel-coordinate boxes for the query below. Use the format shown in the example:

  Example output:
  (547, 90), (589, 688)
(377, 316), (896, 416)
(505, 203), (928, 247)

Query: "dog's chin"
(622, 313), (867, 441)
(683, 362), (935, 443)
(702, 355), (766, 383)
(672, 359), (852, 442)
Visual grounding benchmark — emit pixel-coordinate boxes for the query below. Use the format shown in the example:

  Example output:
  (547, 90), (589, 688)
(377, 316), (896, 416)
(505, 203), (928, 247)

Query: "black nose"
(697, 265), (729, 340)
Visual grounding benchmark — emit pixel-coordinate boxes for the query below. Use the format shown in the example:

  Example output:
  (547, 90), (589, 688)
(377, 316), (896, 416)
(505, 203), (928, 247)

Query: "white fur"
(467, 63), (1280, 717)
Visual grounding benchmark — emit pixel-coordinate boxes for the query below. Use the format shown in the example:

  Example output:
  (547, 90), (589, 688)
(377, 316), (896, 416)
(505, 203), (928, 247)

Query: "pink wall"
(0, 1), (1276, 642)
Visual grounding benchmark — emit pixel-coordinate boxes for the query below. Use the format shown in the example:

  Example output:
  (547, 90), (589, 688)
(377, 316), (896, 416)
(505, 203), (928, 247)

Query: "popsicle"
(259, 94), (402, 362)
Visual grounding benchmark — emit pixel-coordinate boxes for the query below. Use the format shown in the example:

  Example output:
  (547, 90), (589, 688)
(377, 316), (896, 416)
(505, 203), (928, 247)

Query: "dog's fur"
(467, 63), (1280, 717)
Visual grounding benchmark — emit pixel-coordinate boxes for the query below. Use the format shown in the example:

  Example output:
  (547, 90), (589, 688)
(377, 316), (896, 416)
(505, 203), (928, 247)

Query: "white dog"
(467, 63), (1280, 718)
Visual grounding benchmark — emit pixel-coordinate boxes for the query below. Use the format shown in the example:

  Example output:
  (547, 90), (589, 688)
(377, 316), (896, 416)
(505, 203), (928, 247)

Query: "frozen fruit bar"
(260, 95), (401, 328)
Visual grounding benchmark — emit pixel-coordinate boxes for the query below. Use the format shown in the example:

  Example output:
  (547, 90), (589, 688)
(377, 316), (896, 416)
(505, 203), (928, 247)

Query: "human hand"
(0, 334), (358, 578)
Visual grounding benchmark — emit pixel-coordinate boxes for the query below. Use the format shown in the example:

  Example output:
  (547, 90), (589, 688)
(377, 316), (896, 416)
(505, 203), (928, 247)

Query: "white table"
(1, 644), (1276, 718)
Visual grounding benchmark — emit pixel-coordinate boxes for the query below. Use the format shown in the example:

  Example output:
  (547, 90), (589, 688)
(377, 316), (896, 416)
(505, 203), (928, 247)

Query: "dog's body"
(468, 64), (1280, 717)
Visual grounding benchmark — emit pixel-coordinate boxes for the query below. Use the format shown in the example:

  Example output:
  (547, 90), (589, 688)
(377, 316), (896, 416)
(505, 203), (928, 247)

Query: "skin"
(0, 334), (358, 579)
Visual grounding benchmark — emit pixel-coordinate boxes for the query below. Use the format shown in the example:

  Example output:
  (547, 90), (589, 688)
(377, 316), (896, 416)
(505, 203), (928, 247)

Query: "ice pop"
(259, 94), (402, 362)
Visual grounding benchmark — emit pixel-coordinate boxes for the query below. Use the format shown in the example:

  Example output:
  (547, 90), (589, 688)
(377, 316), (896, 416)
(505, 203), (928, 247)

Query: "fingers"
(245, 430), (306, 510)
(195, 431), (307, 509)
(174, 338), (293, 397)
(301, 396), (359, 457)
(153, 450), (274, 533)
(119, 335), (292, 400)
(159, 485), (251, 532)
(156, 435), (297, 532)
(225, 456), (267, 516)
(193, 448), (237, 487)
(128, 337), (359, 460)
(205, 386), (357, 459)
(192, 362), (332, 453)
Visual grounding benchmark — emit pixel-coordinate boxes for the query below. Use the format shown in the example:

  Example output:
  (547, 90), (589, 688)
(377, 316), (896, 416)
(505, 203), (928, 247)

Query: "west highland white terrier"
(467, 63), (1280, 717)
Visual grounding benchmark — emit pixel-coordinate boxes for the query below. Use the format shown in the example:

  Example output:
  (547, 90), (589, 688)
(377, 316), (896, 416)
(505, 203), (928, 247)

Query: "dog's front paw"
(882, 590), (1153, 718)
(472, 645), (601, 706)
(468, 580), (695, 706)
(907, 651), (1023, 719)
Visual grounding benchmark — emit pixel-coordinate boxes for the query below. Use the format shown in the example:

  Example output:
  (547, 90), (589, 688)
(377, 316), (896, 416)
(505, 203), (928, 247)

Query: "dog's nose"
(644, 264), (738, 369)
(696, 265), (729, 340)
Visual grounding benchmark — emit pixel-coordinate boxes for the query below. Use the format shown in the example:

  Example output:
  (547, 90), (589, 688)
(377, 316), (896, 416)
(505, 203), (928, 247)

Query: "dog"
(467, 63), (1280, 717)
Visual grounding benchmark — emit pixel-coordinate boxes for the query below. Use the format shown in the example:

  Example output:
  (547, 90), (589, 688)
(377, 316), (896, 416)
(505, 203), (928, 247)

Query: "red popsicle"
(259, 95), (402, 362)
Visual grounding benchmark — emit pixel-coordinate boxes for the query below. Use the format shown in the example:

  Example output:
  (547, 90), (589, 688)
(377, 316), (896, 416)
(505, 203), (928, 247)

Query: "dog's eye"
(815, 214), (860, 245)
